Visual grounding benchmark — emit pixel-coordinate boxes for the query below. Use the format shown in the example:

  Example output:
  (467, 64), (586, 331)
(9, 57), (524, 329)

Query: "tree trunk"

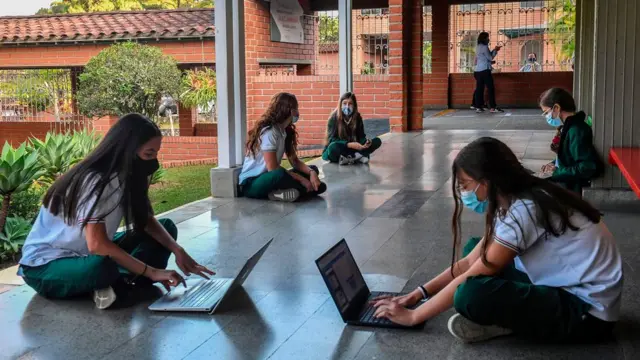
(0, 194), (11, 234)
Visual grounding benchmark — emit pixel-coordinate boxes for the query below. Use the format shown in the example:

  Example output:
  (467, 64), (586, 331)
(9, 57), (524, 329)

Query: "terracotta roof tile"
(0, 9), (215, 45)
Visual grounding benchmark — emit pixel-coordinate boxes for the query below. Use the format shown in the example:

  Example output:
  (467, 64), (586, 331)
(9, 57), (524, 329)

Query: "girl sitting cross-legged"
(239, 92), (327, 202)
(322, 92), (382, 165)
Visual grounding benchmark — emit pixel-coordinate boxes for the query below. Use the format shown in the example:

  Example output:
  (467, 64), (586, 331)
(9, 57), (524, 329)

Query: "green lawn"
(150, 158), (316, 214)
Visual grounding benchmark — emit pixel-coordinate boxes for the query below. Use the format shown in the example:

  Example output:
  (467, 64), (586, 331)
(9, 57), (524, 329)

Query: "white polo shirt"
(239, 125), (287, 184)
(19, 173), (124, 271)
(494, 199), (623, 322)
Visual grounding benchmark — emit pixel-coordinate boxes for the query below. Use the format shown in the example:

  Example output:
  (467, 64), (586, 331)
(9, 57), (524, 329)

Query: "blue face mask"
(292, 115), (299, 124)
(342, 106), (353, 117)
(460, 184), (488, 214)
(545, 111), (563, 127)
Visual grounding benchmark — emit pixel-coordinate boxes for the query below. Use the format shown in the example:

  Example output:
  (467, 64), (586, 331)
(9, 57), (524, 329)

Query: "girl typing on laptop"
(372, 137), (623, 343)
(18, 114), (214, 309)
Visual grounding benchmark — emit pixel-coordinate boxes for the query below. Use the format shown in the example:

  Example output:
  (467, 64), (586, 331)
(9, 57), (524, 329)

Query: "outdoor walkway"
(2, 125), (640, 360)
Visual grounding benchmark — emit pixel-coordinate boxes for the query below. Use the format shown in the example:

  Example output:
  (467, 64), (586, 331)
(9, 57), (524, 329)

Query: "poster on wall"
(270, 0), (305, 44)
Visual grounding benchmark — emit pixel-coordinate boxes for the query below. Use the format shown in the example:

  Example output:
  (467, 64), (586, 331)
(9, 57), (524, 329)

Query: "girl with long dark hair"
(373, 137), (622, 343)
(473, 32), (503, 113)
(239, 92), (326, 202)
(19, 114), (214, 309)
(539, 88), (604, 194)
(322, 92), (382, 165)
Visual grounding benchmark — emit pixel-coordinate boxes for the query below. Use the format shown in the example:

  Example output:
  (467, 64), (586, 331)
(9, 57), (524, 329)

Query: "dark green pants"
(454, 237), (615, 342)
(21, 219), (177, 299)
(241, 165), (327, 200)
(322, 137), (382, 163)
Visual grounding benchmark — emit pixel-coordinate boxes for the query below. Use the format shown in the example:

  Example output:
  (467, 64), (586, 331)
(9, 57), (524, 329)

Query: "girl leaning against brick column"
(18, 114), (214, 310)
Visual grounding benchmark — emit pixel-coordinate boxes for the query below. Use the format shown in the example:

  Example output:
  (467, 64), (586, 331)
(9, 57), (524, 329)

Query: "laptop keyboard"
(178, 279), (227, 308)
(359, 292), (396, 325)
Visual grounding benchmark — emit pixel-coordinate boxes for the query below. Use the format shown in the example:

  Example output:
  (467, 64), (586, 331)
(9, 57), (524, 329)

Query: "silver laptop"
(149, 239), (272, 313)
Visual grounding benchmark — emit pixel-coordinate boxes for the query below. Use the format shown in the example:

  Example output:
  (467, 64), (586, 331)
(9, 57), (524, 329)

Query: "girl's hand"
(148, 268), (186, 291)
(309, 171), (322, 192)
(371, 289), (422, 308)
(373, 299), (418, 326)
(174, 247), (216, 279)
(299, 177), (314, 192)
(541, 163), (556, 173)
(362, 139), (372, 149)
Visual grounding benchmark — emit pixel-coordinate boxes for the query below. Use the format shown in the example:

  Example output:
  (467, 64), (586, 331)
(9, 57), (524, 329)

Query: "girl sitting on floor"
(322, 92), (382, 165)
(239, 92), (327, 202)
(373, 137), (622, 343)
(19, 114), (214, 310)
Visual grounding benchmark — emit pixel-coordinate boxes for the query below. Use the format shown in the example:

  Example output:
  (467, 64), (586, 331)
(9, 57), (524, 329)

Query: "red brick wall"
(158, 136), (217, 162)
(194, 123), (218, 136)
(0, 122), (86, 146)
(450, 72), (574, 108)
(423, 2), (449, 109)
(248, 75), (389, 147)
(0, 41), (215, 69)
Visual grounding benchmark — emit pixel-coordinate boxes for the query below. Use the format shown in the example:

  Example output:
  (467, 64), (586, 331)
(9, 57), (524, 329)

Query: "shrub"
(0, 216), (32, 261)
(77, 42), (182, 118)
(151, 165), (167, 185)
(3, 183), (47, 223)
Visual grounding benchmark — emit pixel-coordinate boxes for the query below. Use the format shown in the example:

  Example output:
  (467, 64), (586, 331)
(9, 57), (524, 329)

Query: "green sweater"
(325, 111), (367, 147)
(551, 111), (604, 193)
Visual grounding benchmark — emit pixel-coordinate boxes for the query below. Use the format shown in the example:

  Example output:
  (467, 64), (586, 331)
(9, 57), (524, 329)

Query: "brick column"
(409, 0), (424, 130)
(178, 104), (197, 136)
(424, 1), (449, 109)
(389, 0), (424, 132)
(388, 0), (409, 132)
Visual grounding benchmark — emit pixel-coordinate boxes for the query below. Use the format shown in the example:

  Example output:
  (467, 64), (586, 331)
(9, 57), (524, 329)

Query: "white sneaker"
(339, 155), (355, 165)
(93, 287), (117, 310)
(357, 155), (369, 164)
(447, 313), (513, 343)
(268, 188), (300, 202)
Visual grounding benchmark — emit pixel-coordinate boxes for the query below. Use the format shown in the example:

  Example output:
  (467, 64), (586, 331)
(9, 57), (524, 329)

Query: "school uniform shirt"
(475, 43), (498, 72)
(494, 199), (623, 322)
(18, 173), (123, 273)
(239, 125), (287, 184)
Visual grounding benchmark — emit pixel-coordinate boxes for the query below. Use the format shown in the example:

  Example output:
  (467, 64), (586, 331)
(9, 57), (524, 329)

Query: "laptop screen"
(316, 240), (368, 314)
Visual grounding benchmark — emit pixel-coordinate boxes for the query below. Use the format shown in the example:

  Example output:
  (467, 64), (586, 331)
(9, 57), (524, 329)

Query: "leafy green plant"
(0, 143), (44, 234)
(319, 14), (339, 44)
(548, 0), (576, 63)
(0, 216), (32, 259)
(72, 128), (102, 162)
(77, 42), (182, 118)
(0, 183), (47, 223)
(180, 68), (217, 112)
(151, 165), (167, 185)
(30, 133), (77, 185)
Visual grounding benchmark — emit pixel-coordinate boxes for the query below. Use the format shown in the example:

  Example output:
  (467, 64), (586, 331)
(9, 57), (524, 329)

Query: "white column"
(232, 0), (247, 166)
(339, 0), (353, 94)
(214, 0), (236, 168)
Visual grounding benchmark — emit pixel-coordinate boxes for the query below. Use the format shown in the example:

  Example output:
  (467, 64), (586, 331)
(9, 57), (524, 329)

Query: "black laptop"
(315, 239), (426, 330)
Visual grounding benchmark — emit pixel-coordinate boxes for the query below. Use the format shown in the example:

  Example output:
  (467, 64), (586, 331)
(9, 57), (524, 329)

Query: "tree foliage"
(77, 42), (182, 118)
(319, 14), (339, 44)
(548, 0), (576, 62)
(37, 0), (213, 14)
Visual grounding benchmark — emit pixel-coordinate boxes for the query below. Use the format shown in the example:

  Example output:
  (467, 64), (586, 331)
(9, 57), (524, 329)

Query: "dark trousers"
(242, 165), (327, 200)
(473, 70), (497, 109)
(322, 138), (382, 163)
(21, 219), (177, 299)
(454, 237), (616, 342)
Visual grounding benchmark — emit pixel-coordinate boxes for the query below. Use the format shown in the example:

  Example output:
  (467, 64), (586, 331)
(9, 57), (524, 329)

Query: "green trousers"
(20, 219), (177, 299)
(454, 237), (615, 342)
(322, 137), (382, 163)
(241, 165), (327, 200)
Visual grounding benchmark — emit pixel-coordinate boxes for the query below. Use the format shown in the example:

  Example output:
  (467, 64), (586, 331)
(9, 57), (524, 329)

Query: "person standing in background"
(473, 32), (504, 113)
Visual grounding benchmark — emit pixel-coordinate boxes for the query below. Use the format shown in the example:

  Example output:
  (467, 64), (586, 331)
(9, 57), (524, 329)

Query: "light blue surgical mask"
(292, 115), (299, 124)
(342, 106), (353, 117)
(545, 111), (563, 127)
(460, 184), (488, 214)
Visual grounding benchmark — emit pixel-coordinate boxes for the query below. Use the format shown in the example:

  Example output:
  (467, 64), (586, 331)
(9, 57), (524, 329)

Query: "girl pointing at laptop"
(18, 114), (214, 309)
(373, 137), (622, 343)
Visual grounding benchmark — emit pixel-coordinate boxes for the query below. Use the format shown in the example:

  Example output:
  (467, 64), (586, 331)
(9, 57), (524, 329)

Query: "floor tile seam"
(179, 319), (240, 360)
(98, 315), (167, 358)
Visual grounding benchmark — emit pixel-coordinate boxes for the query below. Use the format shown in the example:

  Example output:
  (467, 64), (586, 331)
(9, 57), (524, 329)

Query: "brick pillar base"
(178, 104), (197, 136)
(423, 2), (449, 109)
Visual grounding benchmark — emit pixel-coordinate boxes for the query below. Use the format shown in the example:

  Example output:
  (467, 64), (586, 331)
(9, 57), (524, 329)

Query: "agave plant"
(0, 216), (32, 257)
(30, 132), (77, 185)
(0, 142), (44, 233)
(72, 128), (102, 163)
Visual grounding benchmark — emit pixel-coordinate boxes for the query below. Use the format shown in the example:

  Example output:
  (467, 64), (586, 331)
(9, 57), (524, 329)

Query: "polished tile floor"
(2, 126), (640, 360)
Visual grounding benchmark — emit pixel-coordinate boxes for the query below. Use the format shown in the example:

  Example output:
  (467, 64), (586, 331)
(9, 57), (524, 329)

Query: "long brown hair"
(450, 137), (601, 274)
(329, 92), (362, 143)
(246, 92), (298, 158)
